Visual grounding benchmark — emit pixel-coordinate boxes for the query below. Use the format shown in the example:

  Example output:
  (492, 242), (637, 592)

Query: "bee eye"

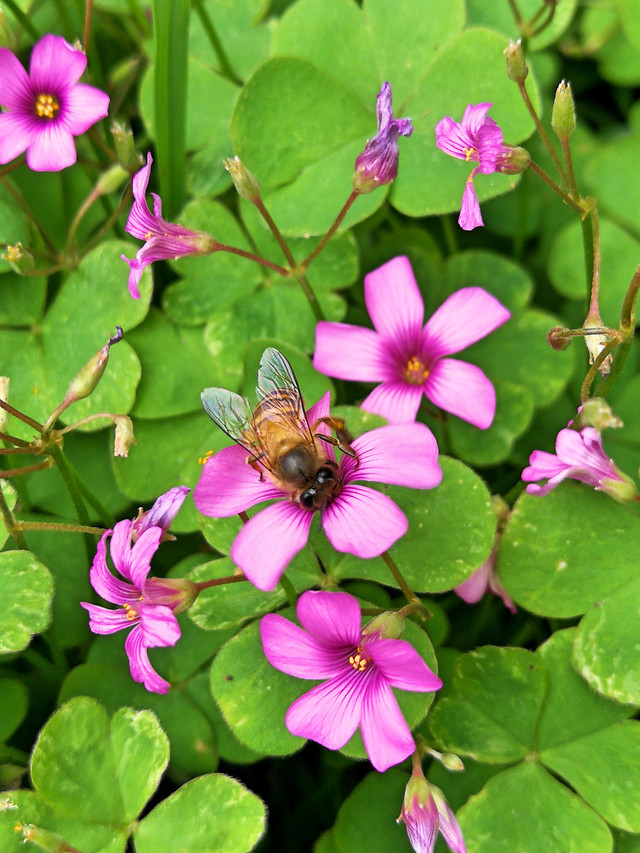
(300, 489), (316, 509)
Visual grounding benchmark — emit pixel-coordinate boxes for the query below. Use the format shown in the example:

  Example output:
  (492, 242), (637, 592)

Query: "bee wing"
(201, 387), (255, 450)
(256, 348), (314, 441)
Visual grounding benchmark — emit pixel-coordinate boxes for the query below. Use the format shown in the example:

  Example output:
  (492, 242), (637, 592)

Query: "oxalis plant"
(2, 1), (640, 851)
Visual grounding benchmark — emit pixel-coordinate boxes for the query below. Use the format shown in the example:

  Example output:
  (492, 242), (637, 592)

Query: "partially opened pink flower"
(261, 590), (442, 772)
(314, 256), (510, 428)
(121, 153), (219, 298)
(522, 425), (637, 502)
(0, 34), (109, 171)
(194, 391), (442, 591)
(435, 103), (528, 230)
(455, 550), (515, 613)
(399, 768), (466, 853)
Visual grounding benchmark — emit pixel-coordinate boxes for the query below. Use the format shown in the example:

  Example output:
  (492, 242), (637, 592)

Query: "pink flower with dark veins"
(353, 82), (413, 193)
(194, 391), (442, 592)
(398, 767), (467, 853)
(261, 590), (442, 772)
(0, 34), (109, 171)
(314, 256), (510, 428)
(121, 153), (219, 298)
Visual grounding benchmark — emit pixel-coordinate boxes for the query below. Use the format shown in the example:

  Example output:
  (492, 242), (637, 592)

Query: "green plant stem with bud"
(517, 84), (567, 184)
(218, 242), (290, 276)
(379, 551), (429, 620)
(301, 189), (359, 271)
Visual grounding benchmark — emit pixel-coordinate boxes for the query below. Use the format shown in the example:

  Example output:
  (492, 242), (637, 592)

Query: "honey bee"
(201, 347), (356, 511)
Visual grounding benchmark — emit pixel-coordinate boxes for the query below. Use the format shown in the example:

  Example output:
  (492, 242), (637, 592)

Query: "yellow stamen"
(35, 93), (59, 119)
(348, 646), (370, 672)
(198, 449), (215, 465)
(405, 356), (429, 385)
(463, 146), (475, 162)
(123, 603), (138, 621)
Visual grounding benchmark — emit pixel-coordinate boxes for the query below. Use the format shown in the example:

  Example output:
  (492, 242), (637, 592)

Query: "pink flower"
(399, 769), (466, 853)
(81, 518), (183, 693)
(455, 549), (515, 612)
(260, 590), (442, 772)
(435, 103), (512, 230)
(194, 391), (442, 591)
(0, 34), (109, 171)
(121, 153), (219, 298)
(353, 82), (413, 193)
(522, 426), (637, 502)
(133, 485), (190, 539)
(313, 256), (510, 428)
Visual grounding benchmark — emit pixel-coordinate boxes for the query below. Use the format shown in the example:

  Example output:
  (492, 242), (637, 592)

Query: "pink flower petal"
(124, 624), (171, 693)
(313, 322), (390, 382)
(89, 531), (139, 605)
(360, 678), (415, 771)
(367, 638), (442, 692)
(323, 484), (407, 558)
(231, 501), (314, 591)
(360, 380), (423, 423)
(0, 111), (35, 164)
(62, 83), (109, 135)
(25, 121), (77, 171)
(425, 358), (496, 429)
(435, 115), (474, 160)
(109, 519), (135, 580)
(306, 390), (331, 427)
(285, 670), (365, 749)
(461, 103), (493, 137)
(364, 256), (424, 343)
(30, 35), (87, 92)
(127, 526), (163, 590)
(0, 48), (32, 108)
(455, 562), (490, 604)
(422, 288), (510, 358)
(80, 602), (131, 634)
(458, 179), (483, 230)
(521, 449), (568, 483)
(139, 604), (181, 648)
(296, 590), (362, 647)
(261, 613), (345, 679)
(343, 423), (441, 489)
(194, 445), (283, 517)
(435, 797), (467, 853)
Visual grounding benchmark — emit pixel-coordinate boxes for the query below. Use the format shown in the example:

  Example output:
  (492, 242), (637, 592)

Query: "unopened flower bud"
(398, 766), (467, 853)
(65, 327), (123, 405)
(95, 163), (129, 196)
(144, 577), (199, 614)
(496, 144), (530, 175)
(362, 609), (404, 640)
(601, 474), (638, 503)
(504, 39), (528, 83)
(113, 415), (135, 457)
(440, 752), (465, 772)
(14, 822), (78, 852)
(224, 156), (261, 201)
(552, 81), (576, 140)
(111, 120), (143, 172)
(2, 242), (34, 274)
(583, 331), (612, 375)
(547, 326), (572, 351)
(133, 486), (190, 539)
(574, 399), (623, 432)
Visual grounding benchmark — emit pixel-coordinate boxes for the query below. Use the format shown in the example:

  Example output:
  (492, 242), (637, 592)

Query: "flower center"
(35, 94), (60, 120)
(348, 646), (370, 672)
(404, 356), (429, 385)
(463, 146), (476, 162)
(123, 603), (138, 621)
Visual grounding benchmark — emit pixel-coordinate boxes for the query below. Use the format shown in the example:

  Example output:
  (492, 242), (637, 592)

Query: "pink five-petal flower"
(353, 81), (413, 193)
(194, 390), (442, 591)
(314, 255), (510, 429)
(0, 34), (109, 171)
(260, 590), (442, 772)
(522, 425), (637, 502)
(121, 153), (219, 298)
(80, 518), (182, 693)
(435, 103), (510, 231)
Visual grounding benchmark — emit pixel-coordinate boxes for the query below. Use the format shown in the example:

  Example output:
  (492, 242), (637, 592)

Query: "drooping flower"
(121, 153), (219, 298)
(435, 103), (529, 230)
(260, 590), (442, 772)
(133, 485), (190, 539)
(194, 391), (441, 591)
(398, 767), (466, 853)
(522, 425), (637, 502)
(80, 504), (196, 693)
(314, 255), (510, 428)
(0, 34), (109, 171)
(353, 82), (413, 193)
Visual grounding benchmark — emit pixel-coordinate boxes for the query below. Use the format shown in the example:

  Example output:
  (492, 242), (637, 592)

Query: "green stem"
(192, 0), (242, 85)
(217, 243), (290, 276)
(0, 175), (57, 253)
(301, 190), (359, 270)
(195, 574), (248, 590)
(595, 336), (633, 398)
(528, 160), (583, 213)
(82, 186), (132, 256)
(380, 550), (428, 619)
(506, 0), (524, 27)
(83, 0), (94, 54)
(54, 450), (116, 527)
(0, 482), (27, 549)
(293, 271), (325, 322)
(581, 201), (595, 313)
(580, 338), (618, 403)
(252, 196), (297, 267)
(0, 458), (54, 478)
(0, 432), (31, 448)
(0, 398), (44, 431)
(279, 573), (298, 608)
(15, 520), (105, 535)
(441, 214), (458, 255)
(2, 0), (40, 38)
(560, 134), (579, 200)
(620, 263), (640, 332)
(517, 82), (567, 185)
(48, 443), (94, 561)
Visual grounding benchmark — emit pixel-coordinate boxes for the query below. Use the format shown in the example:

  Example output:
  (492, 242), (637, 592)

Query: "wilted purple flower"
(133, 485), (190, 539)
(314, 255), (510, 427)
(194, 391), (441, 591)
(260, 590), (442, 772)
(398, 769), (466, 853)
(121, 153), (219, 298)
(0, 34), (109, 171)
(80, 515), (196, 693)
(522, 425), (637, 502)
(353, 82), (413, 193)
(435, 103), (526, 230)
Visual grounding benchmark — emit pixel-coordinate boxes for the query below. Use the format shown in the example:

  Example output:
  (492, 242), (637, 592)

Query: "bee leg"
(313, 417), (359, 468)
(247, 456), (265, 481)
